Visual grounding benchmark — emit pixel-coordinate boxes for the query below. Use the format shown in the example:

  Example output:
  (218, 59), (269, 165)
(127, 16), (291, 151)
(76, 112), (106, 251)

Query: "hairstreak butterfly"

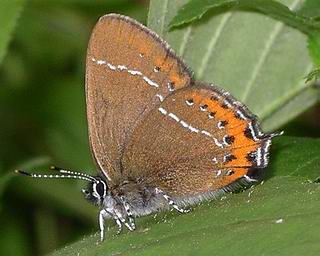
(16, 13), (282, 241)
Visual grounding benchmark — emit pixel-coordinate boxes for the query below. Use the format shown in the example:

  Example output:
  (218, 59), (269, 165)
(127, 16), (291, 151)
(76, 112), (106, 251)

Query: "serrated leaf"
(298, 0), (320, 18)
(308, 32), (320, 66)
(0, 0), (25, 64)
(300, 0), (320, 75)
(169, 0), (319, 33)
(304, 68), (320, 83)
(148, 0), (318, 132)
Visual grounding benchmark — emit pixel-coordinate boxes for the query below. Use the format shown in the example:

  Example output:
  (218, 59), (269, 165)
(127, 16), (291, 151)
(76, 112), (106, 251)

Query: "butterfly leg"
(114, 209), (135, 231)
(113, 217), (123, 234)
(99, 209), (109, 241)
(155, 188), (190, 213)
(99, 209), (125, 240)
(120, 196), (136, 230)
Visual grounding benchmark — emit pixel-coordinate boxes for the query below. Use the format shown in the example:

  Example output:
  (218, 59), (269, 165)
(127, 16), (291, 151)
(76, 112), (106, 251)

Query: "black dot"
(246, 167), (260, 179)
(246, 151), (257, 163)
(186, 99), (194, 105)
(210, 95), (218, 101)
(221, 103), (228, 109)
(208, 112), (216, 118)
(220, 120), (228, 127)
(168, 81), (175, 91)
(224, 135), (235, 145)
(226, 170), (235, 176)
(200, 104), (208, 110)
(154, 66), (161, 72)
(224, 154), (237, 163)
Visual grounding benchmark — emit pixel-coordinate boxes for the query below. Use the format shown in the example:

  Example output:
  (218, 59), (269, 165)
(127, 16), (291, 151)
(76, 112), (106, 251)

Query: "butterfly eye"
(93, 180), (107, 199)
(97, 183), (104, 196)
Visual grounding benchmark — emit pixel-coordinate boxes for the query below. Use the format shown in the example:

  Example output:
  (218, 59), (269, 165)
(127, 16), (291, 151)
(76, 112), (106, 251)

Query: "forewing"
(86, 14), (192, 182)
(122, 83), (273, 196)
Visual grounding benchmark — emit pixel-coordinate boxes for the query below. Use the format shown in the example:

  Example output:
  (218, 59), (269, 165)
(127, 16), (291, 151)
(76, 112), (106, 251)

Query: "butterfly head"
(15, 166), (109, 207)
(82, 177), (108, 206)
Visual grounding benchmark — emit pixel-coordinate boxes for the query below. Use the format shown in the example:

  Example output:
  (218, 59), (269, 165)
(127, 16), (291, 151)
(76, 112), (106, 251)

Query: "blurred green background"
(0, 0), (319, 255)
(0, 1), (148, 255)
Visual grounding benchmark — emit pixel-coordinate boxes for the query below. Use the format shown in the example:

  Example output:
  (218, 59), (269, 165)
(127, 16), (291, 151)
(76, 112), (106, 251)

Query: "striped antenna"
(15, 168), (96, 182)
(49, 166), (98, 182)
(269, 130), (284, 138)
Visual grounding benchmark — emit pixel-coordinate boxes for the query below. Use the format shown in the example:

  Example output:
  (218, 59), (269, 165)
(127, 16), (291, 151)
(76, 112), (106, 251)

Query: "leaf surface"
(49, 136), (320, 256)
(50, 176), (320, 256)
(148, 0), (318, 131)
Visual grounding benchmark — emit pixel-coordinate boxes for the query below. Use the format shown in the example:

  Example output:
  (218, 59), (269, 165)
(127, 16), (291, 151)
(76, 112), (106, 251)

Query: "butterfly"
(16, 13), (282, 241)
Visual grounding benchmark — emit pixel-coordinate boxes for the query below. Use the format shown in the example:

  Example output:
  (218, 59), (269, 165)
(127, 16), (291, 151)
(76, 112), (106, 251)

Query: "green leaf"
(308, 32), (320, 66)
(0, 0), (25, 64)
(148, 0), (318, 132)
(298, 0), (320, 18)
(49, 136), (320, 255)
(268, 136), (320, 180)
(50, 176), (320, 256)
(304, 68), (320, 83)
(300, 1), (320, 72)
(169, 0), (319, 33)
(261, 85), (320, 130)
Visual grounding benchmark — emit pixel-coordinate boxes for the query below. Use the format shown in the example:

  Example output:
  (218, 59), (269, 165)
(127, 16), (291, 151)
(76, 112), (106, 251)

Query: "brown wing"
(122, 83), (273, 197)
(86, 14), (192, 183)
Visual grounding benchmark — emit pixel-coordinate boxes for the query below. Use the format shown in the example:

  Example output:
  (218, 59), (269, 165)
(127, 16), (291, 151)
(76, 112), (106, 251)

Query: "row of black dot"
(185, 98), (228, 124)
(153, 65), (177, 92)
(153, 66), (175, 92)
(221, 147), (259, 168)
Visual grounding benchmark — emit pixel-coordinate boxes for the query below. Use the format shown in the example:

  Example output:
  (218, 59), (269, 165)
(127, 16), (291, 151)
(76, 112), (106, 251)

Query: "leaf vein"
(178, 26), (193, 57)
(259, 63), (313, 120)
(159, 0), (169, 36)
(291, 155), (320, 176)
(197, 12), (232, 79)
(241, 0), (304, 102)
